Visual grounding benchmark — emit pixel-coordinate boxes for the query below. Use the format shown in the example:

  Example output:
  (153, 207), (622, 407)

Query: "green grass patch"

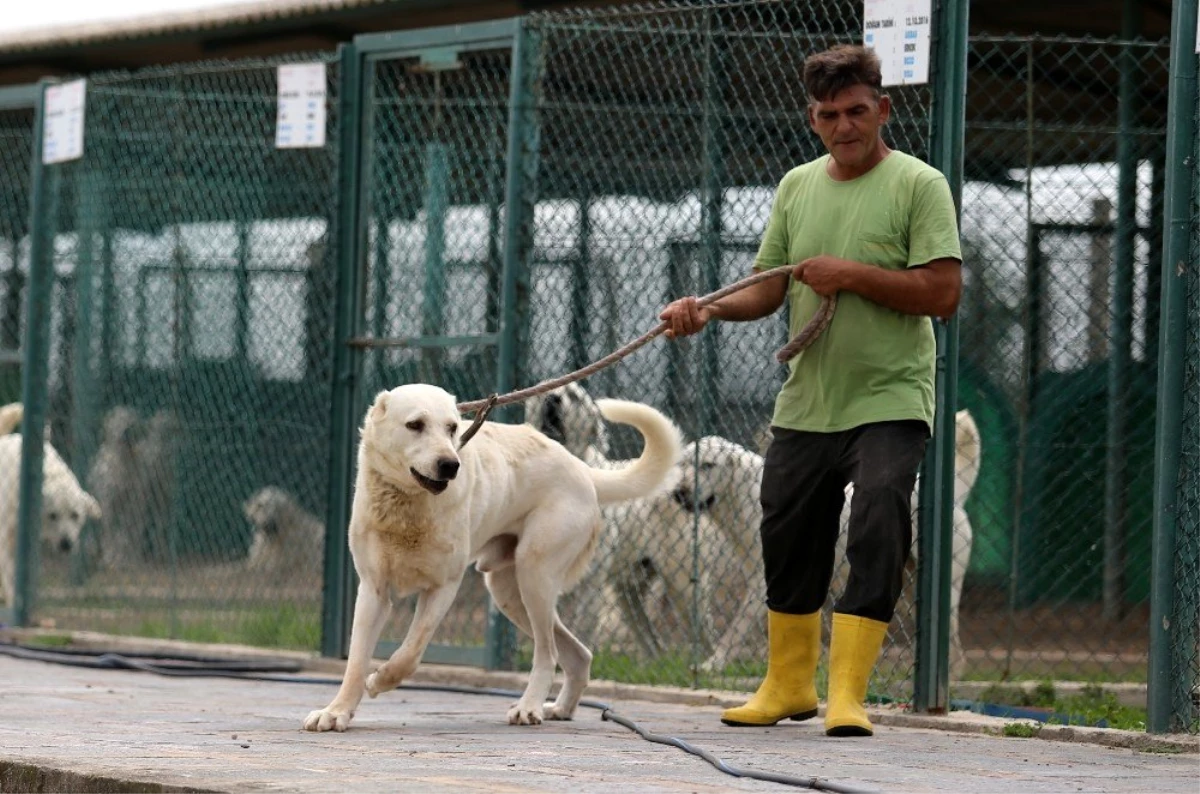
(1003, 722), (1040, 738)
(22, 633), (74, 648)
(975, 681), (1148, 731)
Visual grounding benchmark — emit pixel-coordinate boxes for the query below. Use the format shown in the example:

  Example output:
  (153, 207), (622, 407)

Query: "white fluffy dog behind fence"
(525, 384), (728, 656)
(243, 486), (325, 584)
(86, 406), (178, 569)
(676, 410), (982, 677)
(0, 403), (101, 606)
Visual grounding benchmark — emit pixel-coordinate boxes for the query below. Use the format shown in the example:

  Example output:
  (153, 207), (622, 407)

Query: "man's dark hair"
(802, 45), (883, 102)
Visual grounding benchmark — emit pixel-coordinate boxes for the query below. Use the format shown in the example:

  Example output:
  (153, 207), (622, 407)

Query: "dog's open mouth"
(410, 467), (450, 495)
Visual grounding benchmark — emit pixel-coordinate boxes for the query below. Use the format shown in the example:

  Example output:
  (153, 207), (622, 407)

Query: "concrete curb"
(0, 759), (216, 793)
(5, 627), (1197, 756)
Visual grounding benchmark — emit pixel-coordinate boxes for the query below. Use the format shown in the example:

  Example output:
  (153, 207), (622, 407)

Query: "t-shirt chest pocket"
(858, 224), (907, 267)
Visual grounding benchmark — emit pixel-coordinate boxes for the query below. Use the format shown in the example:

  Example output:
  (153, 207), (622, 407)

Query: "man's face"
(808, 83), (890, 169)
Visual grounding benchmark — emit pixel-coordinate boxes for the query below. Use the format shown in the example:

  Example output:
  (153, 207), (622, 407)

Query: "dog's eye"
(700, 462), (717, 471)
(70, 511), (80, 522)
(48, 511), (59, 521)
(446, 424), (457, 437)
(405, 420), (425, 433)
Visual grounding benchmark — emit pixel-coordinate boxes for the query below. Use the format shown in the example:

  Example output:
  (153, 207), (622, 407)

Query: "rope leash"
(456, 268), (836, 443)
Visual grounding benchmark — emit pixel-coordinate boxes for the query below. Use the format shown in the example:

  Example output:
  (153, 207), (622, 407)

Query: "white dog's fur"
(304, 383), (681, 731)
(0, 403), (102, 606)
(677, 410), (982, 676)
(243, 486), (325, 583)
(86, 406), (177, 568)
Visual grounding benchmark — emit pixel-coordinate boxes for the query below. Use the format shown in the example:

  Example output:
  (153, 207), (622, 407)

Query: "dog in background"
(525, 383), (703, 652)
(676, 409), (982, 678)
(0, 403), (101, 606)
(86, 406), (178, 569)
(243, 486), (325, 584)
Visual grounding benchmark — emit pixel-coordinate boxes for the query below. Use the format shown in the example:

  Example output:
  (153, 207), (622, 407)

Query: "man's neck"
(827, 139), (892, 181)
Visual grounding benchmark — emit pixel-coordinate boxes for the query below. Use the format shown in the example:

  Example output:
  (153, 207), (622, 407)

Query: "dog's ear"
(369, 391), (390, 422)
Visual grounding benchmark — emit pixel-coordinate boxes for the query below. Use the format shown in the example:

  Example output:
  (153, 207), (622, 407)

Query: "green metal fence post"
(489, 17), (542, 670)
(1104, 0), (1142, 623)
(1149, 0), (1197, 736)
(322, 42), (366, 659)
(915, 0), (969, 714)
(698, 7), (725, 438)
(14, 80), (56, 628)
(421, 141), (449, 382)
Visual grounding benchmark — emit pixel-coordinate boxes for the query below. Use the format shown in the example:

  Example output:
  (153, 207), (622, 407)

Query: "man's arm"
(792, 256), (961, 319)
(659, 273), (788, 338)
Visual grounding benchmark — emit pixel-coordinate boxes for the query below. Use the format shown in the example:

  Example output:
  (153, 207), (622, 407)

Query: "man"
(659, 44), (962, 737)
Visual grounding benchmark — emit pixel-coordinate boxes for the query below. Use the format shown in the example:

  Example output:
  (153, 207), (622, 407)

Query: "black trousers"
(759, 420), (929, 623)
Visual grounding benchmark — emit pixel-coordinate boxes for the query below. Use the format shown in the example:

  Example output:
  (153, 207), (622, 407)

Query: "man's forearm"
(707, 277), (787, 322)
(838, 259), (960, 318)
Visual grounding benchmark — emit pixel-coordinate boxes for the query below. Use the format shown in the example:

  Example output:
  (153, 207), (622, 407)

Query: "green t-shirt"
(753, 151), (962, 433)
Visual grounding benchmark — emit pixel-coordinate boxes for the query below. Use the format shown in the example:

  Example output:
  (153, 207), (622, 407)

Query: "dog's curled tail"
(0, 402), (23, 436)
(954, 408), (982, 501)
(587, 399), (682, 506)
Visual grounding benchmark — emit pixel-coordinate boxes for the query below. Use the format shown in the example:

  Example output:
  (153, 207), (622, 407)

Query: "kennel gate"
(324, 21), (531, 667)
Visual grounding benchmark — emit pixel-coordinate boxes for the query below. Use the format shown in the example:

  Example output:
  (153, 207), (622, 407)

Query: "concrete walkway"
(0, 645), (1196, 794)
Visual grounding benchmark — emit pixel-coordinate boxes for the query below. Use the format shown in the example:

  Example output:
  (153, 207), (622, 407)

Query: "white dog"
(0, 403), (102, 606)
(86, 406), (178, 568)
(678, 409), (982, 677)
(601, 488), (724, 655)
(243, 486), (325, 584)
(304, 383), (681, 731)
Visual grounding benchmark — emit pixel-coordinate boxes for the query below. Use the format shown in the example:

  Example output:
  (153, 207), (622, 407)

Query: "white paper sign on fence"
(864, 0), (932, 87)
(42, 79), (87, 165)
(275, 63), (327, 149)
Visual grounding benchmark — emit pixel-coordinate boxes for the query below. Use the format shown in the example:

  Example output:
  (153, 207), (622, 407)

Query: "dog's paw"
(507, 702), (544, 725)
(303, 707), (353, 732)
(544, 703), (575, 721)
(365, 671), (389, 698)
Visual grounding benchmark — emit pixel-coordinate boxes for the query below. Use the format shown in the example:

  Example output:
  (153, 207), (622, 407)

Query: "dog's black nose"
(58, 537), (73, 553)
(437, 458), (460, 481)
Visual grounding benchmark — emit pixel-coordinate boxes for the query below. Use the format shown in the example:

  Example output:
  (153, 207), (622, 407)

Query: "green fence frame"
(1149, 0), (1198, 736)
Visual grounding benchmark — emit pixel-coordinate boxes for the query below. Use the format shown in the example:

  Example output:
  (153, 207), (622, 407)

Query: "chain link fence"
(507, 0), (942, 703)
(1169, 37), (1200, 731)
(958, 35), (1168, 703)
(0, 89), (36, 622)
(12, 55), (342, 650)
(1, 6), (1195, 733)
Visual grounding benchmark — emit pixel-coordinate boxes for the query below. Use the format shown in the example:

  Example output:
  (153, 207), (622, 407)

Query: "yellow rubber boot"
(824, 612), (889, 737)
(720, 610), (820, 727)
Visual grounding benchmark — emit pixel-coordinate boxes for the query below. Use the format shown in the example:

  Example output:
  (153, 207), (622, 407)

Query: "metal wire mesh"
(959, 35), (1169, 693)
(357, 45), (513, 656)
(0, 98), (35, 618)
(21, 55), (341, 650)
(509, 0), (936, 700)
(0, 10), (1191, 730)
(1173, 74), (1200, 732)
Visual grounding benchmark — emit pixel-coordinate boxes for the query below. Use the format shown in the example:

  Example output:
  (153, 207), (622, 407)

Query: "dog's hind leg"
(304, 581), (392, 732)
(365, 576), (464, 697)
(486, 566), (592, 722)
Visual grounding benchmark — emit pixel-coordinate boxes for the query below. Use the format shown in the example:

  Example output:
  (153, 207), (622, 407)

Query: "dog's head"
(362, 384), (462, 496)
(244, 486), (293, 540)
(41, 447), (101, 555)
(524, 383), (609, 460)
(672, 435), (760, 514)
(101, 406), (141, 449)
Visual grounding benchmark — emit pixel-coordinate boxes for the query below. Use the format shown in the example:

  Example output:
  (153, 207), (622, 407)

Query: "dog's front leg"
(365, 577), (462, 697)
(303, 580), (392, 732)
